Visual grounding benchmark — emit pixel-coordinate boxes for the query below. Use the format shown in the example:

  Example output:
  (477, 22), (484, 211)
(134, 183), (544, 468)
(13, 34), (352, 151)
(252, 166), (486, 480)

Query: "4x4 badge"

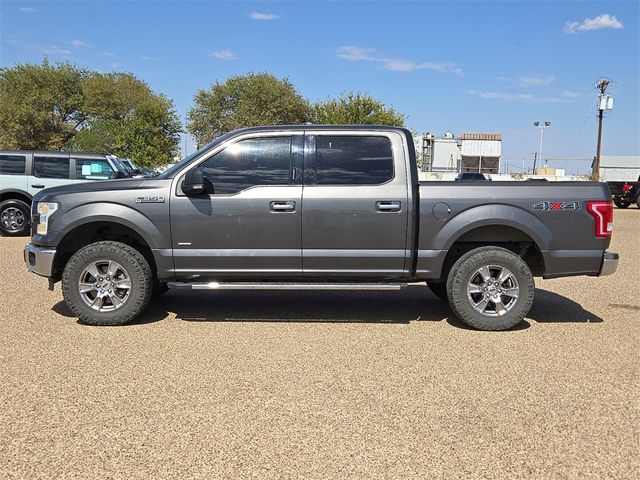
(532, 201), (580, 211)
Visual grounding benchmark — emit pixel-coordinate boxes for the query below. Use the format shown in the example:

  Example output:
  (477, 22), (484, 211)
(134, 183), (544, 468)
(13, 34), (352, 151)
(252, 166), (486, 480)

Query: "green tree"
(312, 92), (406, 126)
(0, 60), (181, 168)
(188, 72), (310, 147)
(0, 59), (87, 150)
(70, 73), (182, 168)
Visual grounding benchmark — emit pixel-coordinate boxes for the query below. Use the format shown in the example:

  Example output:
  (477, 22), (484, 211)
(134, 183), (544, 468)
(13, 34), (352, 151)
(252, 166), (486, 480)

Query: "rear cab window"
(0, 154), (27, 175)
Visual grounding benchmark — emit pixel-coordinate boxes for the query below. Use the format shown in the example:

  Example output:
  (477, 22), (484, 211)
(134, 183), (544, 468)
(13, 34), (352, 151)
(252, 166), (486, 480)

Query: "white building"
(420, 132), (501, 174)
(596, 155), (640, 182)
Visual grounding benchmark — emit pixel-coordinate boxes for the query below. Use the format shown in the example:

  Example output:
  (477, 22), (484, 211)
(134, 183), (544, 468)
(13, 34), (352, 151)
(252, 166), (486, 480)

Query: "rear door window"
(314, 136), (394, 185)
(75, 158), (116, 180)
(0, 154), (27, 175)
(33, 155), (70, 179)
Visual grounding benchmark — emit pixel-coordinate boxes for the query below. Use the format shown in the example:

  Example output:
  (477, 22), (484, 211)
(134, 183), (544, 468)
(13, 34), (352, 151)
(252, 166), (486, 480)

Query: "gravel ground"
(0, 209), (638, 479)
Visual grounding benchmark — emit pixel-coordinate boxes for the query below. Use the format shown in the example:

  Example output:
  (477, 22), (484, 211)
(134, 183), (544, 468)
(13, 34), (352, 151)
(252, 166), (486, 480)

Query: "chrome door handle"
(376, 201), (401, 212)
(270, 201), (296, 212)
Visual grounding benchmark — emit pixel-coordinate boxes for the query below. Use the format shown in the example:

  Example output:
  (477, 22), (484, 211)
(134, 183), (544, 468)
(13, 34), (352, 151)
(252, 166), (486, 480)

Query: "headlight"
(36, 202), (58, 235)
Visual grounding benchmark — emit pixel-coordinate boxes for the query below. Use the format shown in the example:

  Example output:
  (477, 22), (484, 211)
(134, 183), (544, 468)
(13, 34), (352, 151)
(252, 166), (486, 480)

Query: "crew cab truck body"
(24, 126), (619, 330)
(0, 151), (128, 236)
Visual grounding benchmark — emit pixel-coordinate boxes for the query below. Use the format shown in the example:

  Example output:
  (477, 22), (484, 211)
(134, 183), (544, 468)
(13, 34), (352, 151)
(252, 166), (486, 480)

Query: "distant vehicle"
(598, 155), (640, 208)
(0, 151), (129, 236)
(25, 125), (618, 331)
(455, 172), (489, 181)
(112, 157), (157, 178)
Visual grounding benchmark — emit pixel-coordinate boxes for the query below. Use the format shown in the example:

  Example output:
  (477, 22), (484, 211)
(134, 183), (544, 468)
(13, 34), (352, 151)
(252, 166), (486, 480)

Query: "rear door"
(27, 153), (74, 196)
(301, 130), (410, 279)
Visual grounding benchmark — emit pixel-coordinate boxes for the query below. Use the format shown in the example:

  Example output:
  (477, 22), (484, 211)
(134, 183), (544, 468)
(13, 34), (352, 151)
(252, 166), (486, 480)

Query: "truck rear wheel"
(62, 241), (153, 326)
(0, 199), (30, 236)
(613, 198), (630, 209)
(446, 247), (535, 331)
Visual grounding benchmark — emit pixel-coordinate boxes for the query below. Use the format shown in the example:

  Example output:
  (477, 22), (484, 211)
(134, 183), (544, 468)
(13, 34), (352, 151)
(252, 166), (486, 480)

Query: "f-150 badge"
(136, 196), (165, 203)
(532, 201), (580, 211)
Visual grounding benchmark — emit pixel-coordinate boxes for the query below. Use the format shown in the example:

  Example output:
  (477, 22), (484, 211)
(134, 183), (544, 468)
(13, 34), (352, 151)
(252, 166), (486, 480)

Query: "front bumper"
(599, 251), (619, 276)
(24, 243), (56, 278)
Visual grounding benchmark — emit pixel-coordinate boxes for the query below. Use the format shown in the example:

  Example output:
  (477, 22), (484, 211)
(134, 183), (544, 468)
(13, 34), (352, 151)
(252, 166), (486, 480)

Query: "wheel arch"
(434, 205), (549, 279)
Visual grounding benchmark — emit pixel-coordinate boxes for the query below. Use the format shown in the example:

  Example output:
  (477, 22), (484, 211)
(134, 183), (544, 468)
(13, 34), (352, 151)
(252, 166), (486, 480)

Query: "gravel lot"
(0, 209), (638, 479)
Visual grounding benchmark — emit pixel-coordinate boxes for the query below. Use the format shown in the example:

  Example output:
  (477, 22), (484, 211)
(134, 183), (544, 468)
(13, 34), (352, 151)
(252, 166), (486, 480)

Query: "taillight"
(587, 201), (613, 237)
(622, 183), (632, 193)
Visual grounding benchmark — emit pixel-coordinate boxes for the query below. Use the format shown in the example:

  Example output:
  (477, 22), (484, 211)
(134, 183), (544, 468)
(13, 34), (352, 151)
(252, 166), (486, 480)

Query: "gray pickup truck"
(24, 126), (618, 330)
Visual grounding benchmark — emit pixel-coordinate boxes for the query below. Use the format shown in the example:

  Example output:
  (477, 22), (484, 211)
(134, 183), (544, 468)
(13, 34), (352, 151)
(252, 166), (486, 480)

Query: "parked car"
(455, 172), (489, 181)
(110, 156), (157, 178)
(24, 126), (618, 330)
(0, 151), (129, 236)
(607, 175), (640, 209)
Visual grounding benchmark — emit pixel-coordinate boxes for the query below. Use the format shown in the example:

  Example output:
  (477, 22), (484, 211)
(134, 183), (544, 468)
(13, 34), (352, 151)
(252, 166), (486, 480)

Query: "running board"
(167, 281), (407, 291)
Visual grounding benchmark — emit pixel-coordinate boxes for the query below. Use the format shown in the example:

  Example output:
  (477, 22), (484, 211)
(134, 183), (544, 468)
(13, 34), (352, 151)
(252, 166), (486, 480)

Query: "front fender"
(36, 202), (166, 250)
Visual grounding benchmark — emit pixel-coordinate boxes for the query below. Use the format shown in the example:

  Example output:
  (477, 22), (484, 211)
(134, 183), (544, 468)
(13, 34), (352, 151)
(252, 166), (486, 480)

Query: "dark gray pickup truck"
(24, 126), (618, 330)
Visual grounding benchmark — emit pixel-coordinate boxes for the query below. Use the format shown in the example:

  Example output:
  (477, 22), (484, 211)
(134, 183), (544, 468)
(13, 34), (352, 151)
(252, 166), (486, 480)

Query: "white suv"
(0, 151), (128, 236)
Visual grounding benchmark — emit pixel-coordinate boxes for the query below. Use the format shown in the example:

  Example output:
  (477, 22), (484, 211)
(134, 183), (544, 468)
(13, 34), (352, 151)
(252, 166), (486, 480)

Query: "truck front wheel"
(446, 247), (535, 331)
(613, 198), (630, 209)
(62, 241), (153, 326)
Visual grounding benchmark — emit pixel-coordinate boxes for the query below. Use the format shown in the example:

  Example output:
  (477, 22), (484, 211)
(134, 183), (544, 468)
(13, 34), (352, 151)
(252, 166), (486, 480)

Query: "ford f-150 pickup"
(24, 126), (619, 330)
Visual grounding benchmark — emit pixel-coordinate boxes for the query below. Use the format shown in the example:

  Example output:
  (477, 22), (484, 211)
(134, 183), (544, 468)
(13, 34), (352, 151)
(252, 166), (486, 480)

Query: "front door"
(302, 131), (410, 279)
(170, 133), (304, 281)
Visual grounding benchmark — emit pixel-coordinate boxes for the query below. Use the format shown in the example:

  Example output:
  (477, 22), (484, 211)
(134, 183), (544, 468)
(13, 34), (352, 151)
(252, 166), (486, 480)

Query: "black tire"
(446, 246), (535, 331)
(62, 241), (153, 326)
(0, 199), (31, 236)
(427, 282), (447, 300)
(613, 198), (630, 209)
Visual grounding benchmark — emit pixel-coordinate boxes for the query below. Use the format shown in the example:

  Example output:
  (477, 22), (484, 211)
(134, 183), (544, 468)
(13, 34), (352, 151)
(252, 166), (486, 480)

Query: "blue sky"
(1, 0), (638, 173)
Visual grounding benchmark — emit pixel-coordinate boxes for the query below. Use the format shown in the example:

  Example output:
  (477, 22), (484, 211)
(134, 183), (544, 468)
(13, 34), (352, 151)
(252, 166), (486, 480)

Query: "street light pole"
(533, 121), (551, 173)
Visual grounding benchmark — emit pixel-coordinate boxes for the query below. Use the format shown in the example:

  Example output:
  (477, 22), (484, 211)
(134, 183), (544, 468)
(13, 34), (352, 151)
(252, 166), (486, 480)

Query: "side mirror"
(114, 171), (127, 179)
(183, 167), (205, 196)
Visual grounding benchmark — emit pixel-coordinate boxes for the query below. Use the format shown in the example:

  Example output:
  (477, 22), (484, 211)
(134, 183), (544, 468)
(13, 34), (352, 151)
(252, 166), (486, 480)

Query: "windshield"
(159, 130), (238, 179)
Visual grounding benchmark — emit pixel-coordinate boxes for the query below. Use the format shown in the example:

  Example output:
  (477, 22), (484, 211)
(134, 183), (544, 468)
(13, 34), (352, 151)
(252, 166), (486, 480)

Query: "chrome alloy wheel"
(466, 265), (519, 317)
(1, 207), (25, 233)
(78, 260), (132, 312)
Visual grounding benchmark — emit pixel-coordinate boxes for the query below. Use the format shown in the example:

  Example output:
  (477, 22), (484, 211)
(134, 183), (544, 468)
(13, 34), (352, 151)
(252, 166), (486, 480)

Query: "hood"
(34, 178), (171, 202)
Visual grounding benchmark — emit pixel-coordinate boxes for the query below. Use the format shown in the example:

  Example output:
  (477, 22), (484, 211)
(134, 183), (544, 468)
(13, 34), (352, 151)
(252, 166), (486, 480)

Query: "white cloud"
(18, 7), (36, 13)
(209, 48), (236, 60)
(518, 75), (555, 87)
(467, 90), (564, 103)
(70, 39), (91, 48)
(337, 46), (463, 75)
(98, 51), (117, 58)
(37, 44), (71, 55)
(564, 13), (623, 34)
(140, 55), (159, 61)
(249, 12), (280, 20)
(561, 90), (581, 98)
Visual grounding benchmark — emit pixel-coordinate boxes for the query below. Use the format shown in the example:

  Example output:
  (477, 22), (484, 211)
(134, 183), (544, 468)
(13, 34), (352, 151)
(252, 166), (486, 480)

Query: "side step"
(167, 281), (407, 291)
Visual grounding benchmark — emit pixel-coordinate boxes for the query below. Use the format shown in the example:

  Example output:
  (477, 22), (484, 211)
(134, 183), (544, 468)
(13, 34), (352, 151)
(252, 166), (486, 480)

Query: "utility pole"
(532, 152), (538, 174)
(593, 78), (613, 178)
